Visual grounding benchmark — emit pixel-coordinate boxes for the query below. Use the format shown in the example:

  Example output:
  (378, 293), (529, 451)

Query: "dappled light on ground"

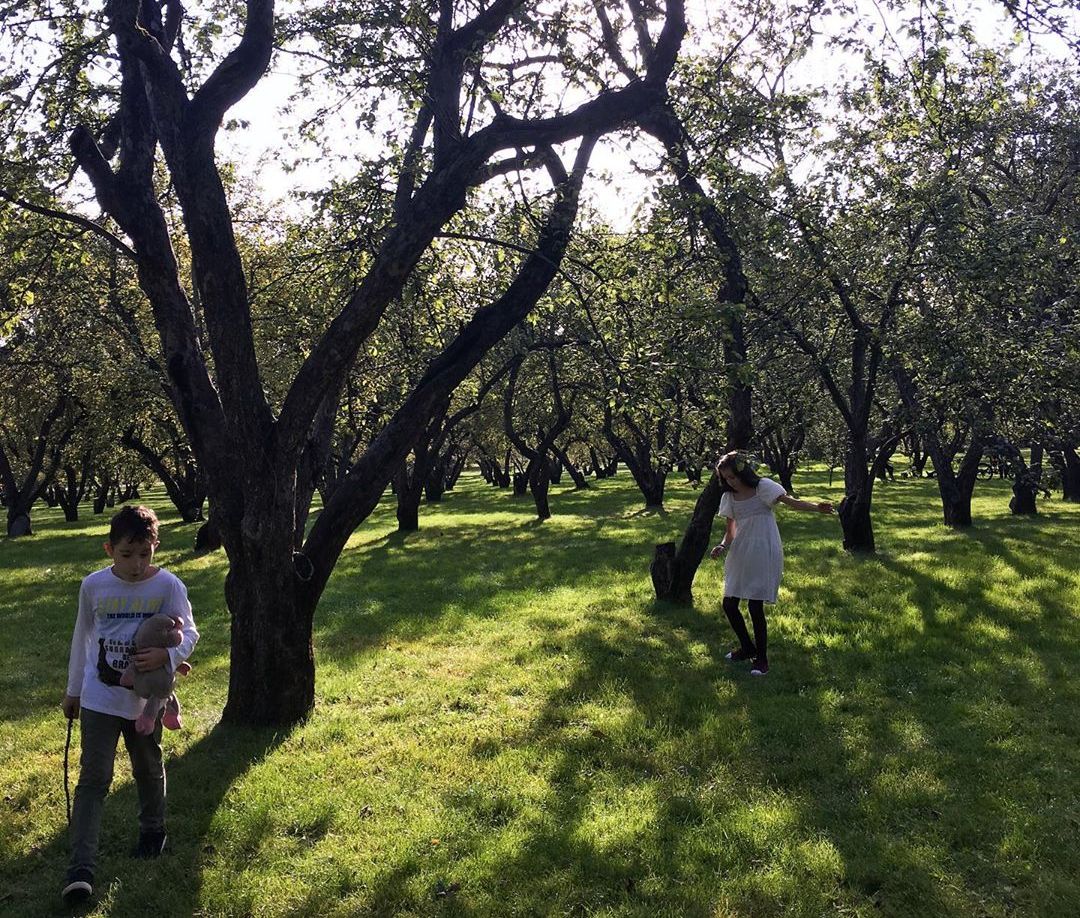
(1, 471), (1078, 916)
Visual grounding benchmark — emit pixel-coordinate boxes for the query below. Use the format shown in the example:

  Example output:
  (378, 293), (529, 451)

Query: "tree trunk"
(940, 475), (974, 528)
(920, 428), (984, 529)
(424, 462), (447, 502)
(640, 470), (666, 509)
(615, 446), (667, 508)
(121, 428), (205, 522)
(651, 474), (722, 604)
(993, 439), (1040, 516)
(529, 460), (552, 521)
(1061, 445), (1080, 502)
(177, 494), (205, 524)
(503, 351), (571, 520)
(1030, 443), (1044, 488)
(679, 461), (703, 486)
(6, 503), (33, 537)
(396, 465), (423, 532)
(762, 425), (804, 497)
(590, 447), (617, 479)
(839, 443), (876, 552)
(939, 435), (984, 529)
(194, 511), (222, 552)
(838, 490), (875, 552)
(602, 417), (667, 509)
(445, 452), (468, 491)
(940, 491), (971, 528)
(512, 471), (528, 497)
(554, 444), (589, 489)
(0, 398), (75, 535)
(891, 364), (982, 527)
(1010, 480), (1038, 515)
(907, 433), (929, 476)
(478, 455), (506, 487)
(393, 406), (448, 529)
(92, 476), (112, 515)
(55, 462), (92, 522)
(221, 525), (315, 726)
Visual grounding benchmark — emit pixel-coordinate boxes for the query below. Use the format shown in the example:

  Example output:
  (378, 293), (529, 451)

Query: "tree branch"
(276, 0), (684, 456)
(0, 188), (137, 260)
(300, 138), (596, 597)
(189, 0), (275, 143)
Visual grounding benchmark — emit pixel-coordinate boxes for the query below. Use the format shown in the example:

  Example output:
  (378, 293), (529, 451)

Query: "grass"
(1, 469), (1078, 917)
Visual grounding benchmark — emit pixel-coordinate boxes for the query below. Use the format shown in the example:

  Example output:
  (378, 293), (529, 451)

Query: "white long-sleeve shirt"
(66, 566), (199, 719)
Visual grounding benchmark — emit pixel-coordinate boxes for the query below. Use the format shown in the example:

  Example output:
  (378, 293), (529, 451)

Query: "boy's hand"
(817, 502), (834, 514)
(62, 695), (80, 719)
(710, 544), (728, 559)
(133, 647), (170, 671)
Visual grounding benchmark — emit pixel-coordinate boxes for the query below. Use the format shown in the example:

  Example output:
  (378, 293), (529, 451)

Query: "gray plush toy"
(120, 613), (189, 735)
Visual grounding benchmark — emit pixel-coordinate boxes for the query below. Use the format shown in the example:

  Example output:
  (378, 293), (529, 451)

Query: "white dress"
(718, 477), (787, 603)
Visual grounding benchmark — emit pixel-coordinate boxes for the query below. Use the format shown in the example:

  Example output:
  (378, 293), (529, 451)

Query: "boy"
(61, 505), (199, 907)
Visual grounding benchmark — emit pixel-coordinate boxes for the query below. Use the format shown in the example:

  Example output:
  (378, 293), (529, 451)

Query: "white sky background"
(214, 0), (1075, 230)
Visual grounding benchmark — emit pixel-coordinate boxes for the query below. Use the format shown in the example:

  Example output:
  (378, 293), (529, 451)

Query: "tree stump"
(650, 542), (676, 598)
(651, 474), (722, 604)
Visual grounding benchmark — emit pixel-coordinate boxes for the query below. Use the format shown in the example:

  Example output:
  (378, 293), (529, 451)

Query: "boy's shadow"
(4, 722), (282, 917)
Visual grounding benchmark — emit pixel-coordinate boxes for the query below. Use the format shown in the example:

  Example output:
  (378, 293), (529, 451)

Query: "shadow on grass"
(469, 591), (1069, 912)
(311, 494), (691, 666)
(4, 473), (1078, 915)
(0, 723), (284, 918)
(317, 478), (1079, 915)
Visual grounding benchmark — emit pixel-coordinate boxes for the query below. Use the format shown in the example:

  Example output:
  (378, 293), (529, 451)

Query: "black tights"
(722, 596), (767, 662)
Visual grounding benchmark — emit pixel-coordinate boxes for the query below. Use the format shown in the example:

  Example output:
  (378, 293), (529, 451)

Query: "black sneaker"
(133, 830), (168, 858)
(61, 868), (93, 907)
(750, 658), (769, 677)
(725, 646), (756, 662)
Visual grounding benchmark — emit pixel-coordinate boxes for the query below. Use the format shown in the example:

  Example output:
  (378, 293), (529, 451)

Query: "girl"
(710, 451), (833, 675)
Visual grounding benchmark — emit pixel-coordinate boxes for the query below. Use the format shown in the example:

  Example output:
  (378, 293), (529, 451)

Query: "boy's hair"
(716, 451), (761, 491)
(109, 505), (159, 545)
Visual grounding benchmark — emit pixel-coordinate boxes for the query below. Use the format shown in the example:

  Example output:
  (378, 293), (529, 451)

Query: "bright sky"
(215, 0), (1072, 230)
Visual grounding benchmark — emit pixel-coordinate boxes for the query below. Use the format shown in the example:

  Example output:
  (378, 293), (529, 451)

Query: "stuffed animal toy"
(120, 613), (190, 735)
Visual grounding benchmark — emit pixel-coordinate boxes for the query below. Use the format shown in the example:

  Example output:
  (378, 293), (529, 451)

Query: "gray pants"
(68, 707), (165, 875)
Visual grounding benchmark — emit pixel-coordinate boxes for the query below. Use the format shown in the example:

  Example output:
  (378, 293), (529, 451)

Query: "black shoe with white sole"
(61, 868), (93, 907)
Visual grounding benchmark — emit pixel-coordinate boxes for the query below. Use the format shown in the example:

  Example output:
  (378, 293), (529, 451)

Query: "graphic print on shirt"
(93, 594), (165, 686)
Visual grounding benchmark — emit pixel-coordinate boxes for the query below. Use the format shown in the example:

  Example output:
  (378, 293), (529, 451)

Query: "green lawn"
(1, 470), (1078, 917)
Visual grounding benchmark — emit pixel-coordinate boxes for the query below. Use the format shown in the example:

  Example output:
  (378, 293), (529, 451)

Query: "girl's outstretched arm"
(777, 494), (834, 514)
(710, 517), (737, 558)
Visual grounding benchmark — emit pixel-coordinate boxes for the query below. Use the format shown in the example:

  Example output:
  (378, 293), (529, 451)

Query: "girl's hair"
(108, 505), (159, 545)
(715, 451), (761, 491)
